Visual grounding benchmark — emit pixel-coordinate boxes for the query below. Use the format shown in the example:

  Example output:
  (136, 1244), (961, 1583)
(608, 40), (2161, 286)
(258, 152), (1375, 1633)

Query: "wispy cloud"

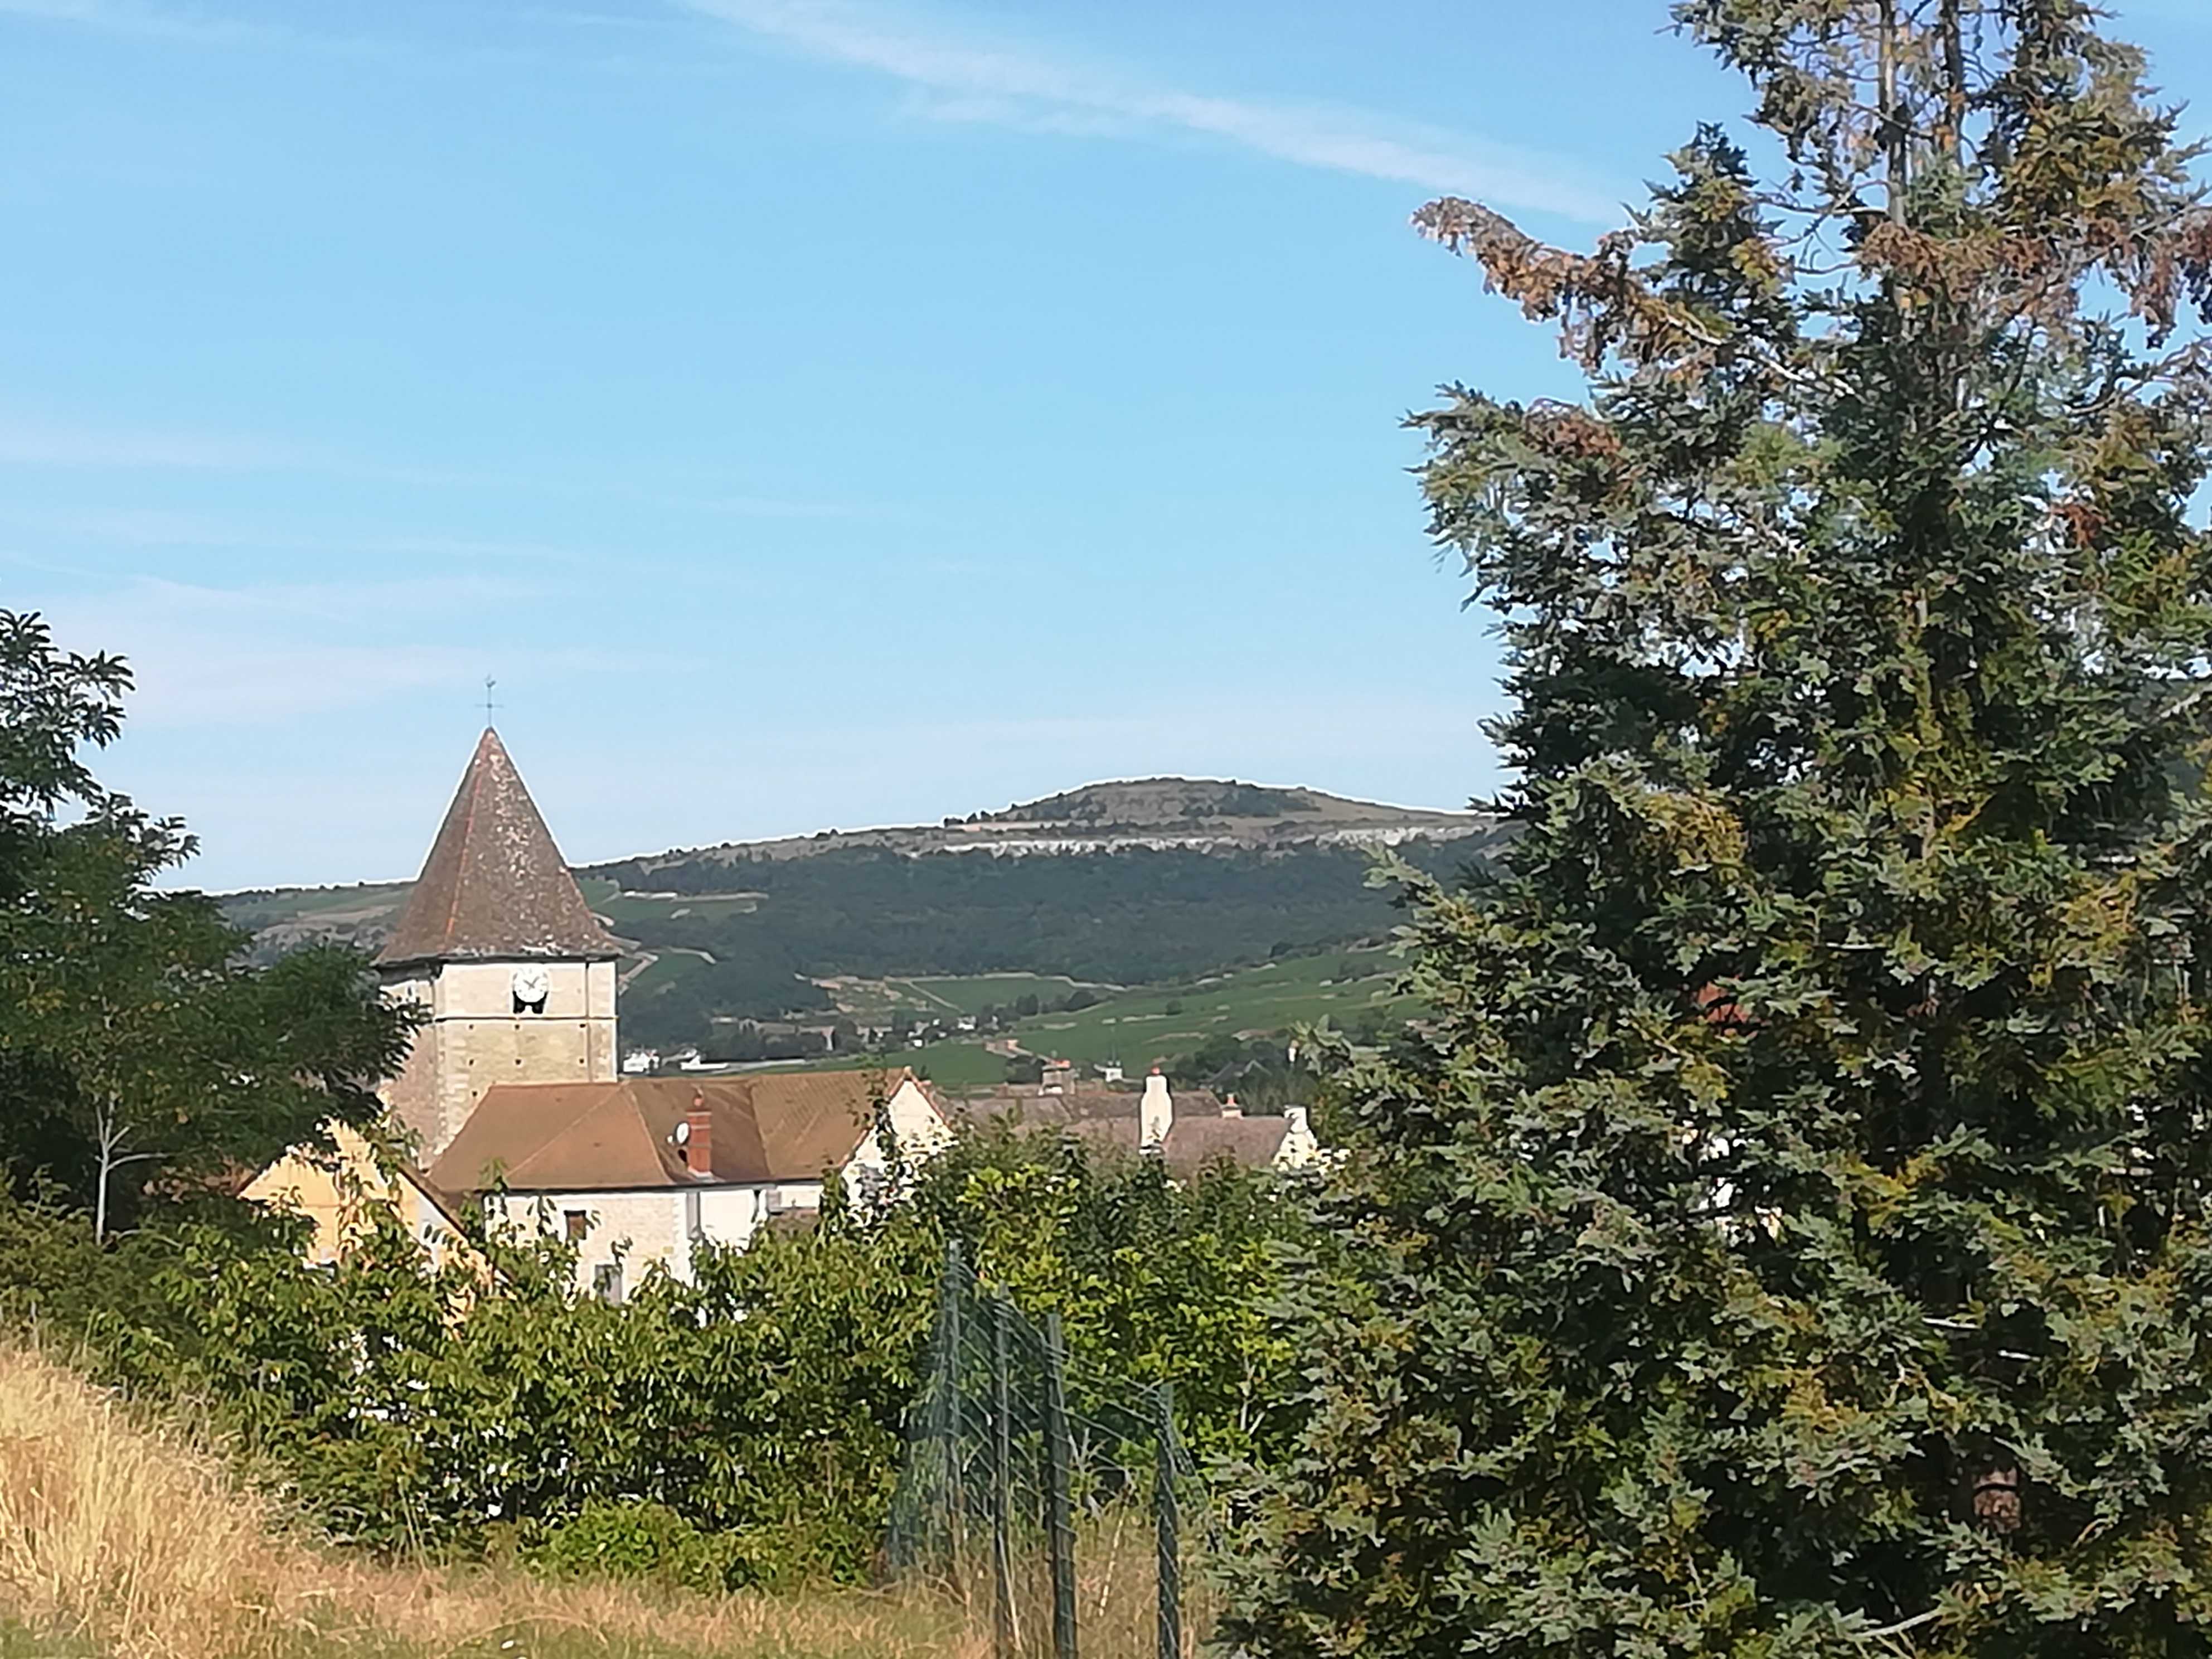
(0, 0), (285, 45)
(0, 409), (890, 522)
(0, 413), (296, 469)
(1, 0), (1618, 217)
(0, 507), (603, 565)
(677, 0), (1621, 222)
(28, 573), (601, 727)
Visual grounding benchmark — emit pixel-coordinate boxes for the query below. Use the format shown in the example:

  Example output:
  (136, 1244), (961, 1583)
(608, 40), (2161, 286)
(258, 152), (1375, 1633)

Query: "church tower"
(376, 729), (622, 1160)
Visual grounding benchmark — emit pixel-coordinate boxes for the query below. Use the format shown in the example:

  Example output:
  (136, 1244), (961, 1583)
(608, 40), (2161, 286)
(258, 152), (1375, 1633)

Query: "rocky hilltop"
(612, 778), (1490, 872)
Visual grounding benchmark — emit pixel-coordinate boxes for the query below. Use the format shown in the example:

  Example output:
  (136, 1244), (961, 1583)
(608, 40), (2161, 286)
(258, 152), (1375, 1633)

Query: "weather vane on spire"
(483, 675), (500, 724)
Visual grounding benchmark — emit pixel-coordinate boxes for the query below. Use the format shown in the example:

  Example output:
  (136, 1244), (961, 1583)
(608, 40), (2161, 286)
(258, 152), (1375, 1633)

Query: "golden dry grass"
(916, 1505), (1215, 1659)
(0, 1342), (987, 1659)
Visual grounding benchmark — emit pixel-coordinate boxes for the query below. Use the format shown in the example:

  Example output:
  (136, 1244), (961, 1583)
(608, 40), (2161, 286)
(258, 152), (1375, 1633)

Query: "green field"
(219, 882), (408, 931)
(791, 948), (1407, 1091)
(821, 971), (1120, 1024)
(621, 948), (719, 998)
(596, 891), (760, 924)
(828, 1040), (1013, 1088)
(1010, 949), (1402, 1064)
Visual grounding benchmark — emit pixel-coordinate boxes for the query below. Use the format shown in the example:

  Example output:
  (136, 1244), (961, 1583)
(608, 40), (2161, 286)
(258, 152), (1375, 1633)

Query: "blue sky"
(6, 0), (2208, 890)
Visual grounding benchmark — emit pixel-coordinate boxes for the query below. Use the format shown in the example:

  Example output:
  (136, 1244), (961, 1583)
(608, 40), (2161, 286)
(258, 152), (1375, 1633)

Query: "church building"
(374, 729), (624, 1159)
(245, 729), (949, 1297)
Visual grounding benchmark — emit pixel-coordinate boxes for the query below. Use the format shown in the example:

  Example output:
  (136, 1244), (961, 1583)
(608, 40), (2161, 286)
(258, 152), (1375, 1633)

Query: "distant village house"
(966, 1066), (1319, 1176)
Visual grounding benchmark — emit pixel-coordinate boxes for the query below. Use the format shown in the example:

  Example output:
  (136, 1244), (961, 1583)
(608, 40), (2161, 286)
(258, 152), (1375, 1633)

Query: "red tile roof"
(425, 1070), (924, 1194)
(377, 729), (620, 967)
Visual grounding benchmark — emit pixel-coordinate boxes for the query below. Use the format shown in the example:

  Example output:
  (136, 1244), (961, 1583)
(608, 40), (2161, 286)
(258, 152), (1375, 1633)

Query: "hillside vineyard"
(224, 778), (1502, 1052)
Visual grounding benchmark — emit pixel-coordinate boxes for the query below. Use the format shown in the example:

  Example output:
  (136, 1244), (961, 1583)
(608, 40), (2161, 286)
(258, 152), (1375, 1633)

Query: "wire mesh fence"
(886, 1244), (1209, 1659)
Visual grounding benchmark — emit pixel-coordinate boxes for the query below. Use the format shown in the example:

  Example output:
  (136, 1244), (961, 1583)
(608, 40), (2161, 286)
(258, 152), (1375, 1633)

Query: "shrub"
(523, 1501), (738, 1595)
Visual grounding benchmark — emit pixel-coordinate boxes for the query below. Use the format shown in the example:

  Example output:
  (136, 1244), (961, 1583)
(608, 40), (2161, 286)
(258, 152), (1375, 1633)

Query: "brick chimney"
(1220, 1092), (1242, 1118)
(684, 1093), (713, 1178)
(1140, 1066), (1172, 1152)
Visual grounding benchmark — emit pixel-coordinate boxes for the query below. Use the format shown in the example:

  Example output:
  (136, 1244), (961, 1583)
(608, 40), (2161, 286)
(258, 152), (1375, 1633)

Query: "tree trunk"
(1878, 0), (1908, 220)
(1938, 0), (1967, 168)
(94, 1114), (115, 1245)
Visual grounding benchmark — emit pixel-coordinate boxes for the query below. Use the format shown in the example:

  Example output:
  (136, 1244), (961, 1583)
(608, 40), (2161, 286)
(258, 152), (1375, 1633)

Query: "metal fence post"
(991, 1295), (1017, 1658)
(1153, 1381), (1181, 1659)
(942, 1240), (967, 1594)
(1042, 1311), (1079, 1659)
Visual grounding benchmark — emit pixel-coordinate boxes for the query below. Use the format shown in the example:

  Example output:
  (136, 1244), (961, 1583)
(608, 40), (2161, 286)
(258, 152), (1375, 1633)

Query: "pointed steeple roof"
(376, 729), (620, 967)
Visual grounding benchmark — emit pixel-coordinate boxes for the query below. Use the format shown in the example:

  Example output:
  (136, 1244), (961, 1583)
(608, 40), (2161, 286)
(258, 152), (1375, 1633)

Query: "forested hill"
(221, 778), (1502, 1051)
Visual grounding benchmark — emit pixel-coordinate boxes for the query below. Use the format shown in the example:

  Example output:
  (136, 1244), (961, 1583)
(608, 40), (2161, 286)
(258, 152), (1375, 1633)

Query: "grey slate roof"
(376, 728), (621, 967)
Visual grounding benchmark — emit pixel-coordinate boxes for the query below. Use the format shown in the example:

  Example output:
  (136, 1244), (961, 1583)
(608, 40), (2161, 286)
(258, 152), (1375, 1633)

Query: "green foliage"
(981, 779), (1325, 824)
(521, 1501), (741, 1594)
(1228, 4), (2212, 1656)
(0, 613), (417, 1238)
(909, 1123), (1321, 1469)
(587, 843), (1464, 1051)
(33, 1123), (1309, 1580)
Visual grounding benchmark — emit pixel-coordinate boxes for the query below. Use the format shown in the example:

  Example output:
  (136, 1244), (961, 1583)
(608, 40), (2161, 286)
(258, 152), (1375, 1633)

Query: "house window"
(592, 1263), (623, 1305)
(563, 1209), (589, 1243)
(685, 1188), (704, 1241)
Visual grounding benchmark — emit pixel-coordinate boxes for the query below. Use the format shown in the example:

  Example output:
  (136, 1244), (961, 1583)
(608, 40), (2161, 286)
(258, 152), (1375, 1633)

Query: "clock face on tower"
(511, 964), (550, 1012)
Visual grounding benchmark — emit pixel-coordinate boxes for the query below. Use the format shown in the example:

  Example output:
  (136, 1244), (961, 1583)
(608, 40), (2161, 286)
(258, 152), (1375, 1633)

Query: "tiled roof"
(376, 728), (620, 967)
(958, 1086), (1228, 1126)
(425, 1070), (920, 1195)
(1033, 1105), (1292, 1173)
(1154, 1114), (1292, 1173)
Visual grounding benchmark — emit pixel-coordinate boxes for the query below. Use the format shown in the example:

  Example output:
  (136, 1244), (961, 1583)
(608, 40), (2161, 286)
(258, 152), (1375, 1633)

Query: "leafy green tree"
(1161, 1030), (1316, 1112)
(908, 1121), (1318, 1466)
(76, 1117), (1313, 1575)
(1230, 4), (2212, 1655)
(0, 612), (416, 1238)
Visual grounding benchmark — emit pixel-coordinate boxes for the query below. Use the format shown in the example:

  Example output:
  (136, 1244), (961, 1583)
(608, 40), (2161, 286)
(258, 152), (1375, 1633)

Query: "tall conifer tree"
(1231, 3), (2212, 1653)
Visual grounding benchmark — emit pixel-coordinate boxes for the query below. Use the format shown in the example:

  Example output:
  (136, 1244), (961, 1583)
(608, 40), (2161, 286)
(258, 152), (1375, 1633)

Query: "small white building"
(425, 1068), (950, 1300)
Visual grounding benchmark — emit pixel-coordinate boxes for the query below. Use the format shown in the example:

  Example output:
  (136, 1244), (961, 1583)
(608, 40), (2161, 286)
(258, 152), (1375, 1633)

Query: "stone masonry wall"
(380, 958), (618, 1160)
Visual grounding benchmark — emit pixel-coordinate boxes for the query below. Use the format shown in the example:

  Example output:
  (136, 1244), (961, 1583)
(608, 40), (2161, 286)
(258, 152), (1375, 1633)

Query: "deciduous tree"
(0, 612), (414, 1238)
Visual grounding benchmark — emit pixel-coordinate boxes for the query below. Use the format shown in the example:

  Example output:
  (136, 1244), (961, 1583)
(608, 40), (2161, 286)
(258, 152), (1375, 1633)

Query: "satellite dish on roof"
(672, 1120), (691, 1147)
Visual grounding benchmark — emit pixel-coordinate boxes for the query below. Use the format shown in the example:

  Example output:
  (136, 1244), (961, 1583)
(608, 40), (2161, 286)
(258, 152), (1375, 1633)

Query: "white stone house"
(424, 1069), (950, 1301)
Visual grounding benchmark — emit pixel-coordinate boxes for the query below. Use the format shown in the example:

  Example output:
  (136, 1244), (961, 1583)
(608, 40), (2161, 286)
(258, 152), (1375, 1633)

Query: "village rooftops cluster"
(959, 1068), (1318, 1175)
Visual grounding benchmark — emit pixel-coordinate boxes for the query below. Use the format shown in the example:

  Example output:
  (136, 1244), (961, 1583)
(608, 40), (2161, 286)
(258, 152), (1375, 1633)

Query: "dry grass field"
(0, 1343), (988, 1659)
